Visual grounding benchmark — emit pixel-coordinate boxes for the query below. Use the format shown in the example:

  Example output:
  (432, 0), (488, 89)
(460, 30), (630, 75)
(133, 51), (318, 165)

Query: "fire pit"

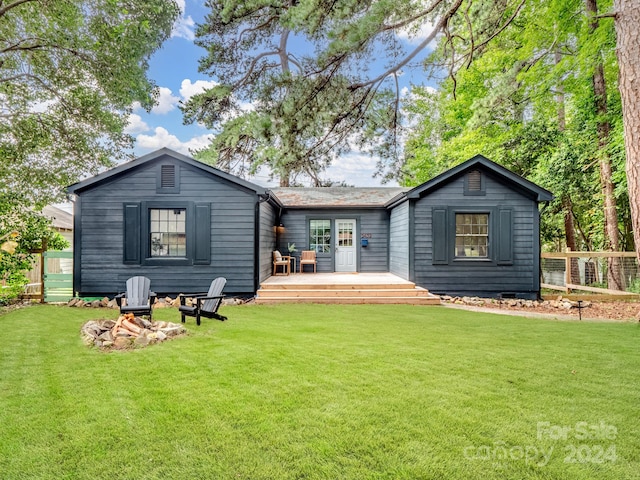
(81, 313), (186, 349)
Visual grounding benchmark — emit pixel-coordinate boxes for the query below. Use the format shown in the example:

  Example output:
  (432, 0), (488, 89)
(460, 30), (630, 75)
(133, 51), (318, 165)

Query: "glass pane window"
(337, 221), (353, 247)
(309, 220), (331, 253)
(150, 208), (186, 257)
(455, 213), (488, 257)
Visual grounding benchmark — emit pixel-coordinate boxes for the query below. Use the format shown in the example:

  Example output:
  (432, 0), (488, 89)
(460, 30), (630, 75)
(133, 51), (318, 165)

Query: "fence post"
(565, 248), (572, 294)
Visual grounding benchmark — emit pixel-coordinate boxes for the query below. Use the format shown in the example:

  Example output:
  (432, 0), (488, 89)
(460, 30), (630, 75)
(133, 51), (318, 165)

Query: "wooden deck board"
(256, 273), (441, 305)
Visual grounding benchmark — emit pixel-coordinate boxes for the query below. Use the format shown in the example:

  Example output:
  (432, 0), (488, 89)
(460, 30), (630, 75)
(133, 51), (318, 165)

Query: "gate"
(44, 251), (73, 302)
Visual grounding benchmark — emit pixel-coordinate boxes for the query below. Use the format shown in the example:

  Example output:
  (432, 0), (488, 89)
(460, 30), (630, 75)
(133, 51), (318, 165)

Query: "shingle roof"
(270, 187), (410, 208)
(42, 205), (73, 230)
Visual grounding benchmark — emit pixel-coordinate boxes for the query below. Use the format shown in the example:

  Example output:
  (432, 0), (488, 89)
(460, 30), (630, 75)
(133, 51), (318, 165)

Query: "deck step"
(255, 296), (441, 305)
(261, 282), (418, 290)
(257, 288), (433, 298)
(255, 275), (441, 305)
(256, 285), (440, 305)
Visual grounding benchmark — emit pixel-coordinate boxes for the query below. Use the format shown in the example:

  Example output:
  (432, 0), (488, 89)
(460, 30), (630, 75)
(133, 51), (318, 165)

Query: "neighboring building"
(67, 149), (553, 299)
(42, 205), (74, 249)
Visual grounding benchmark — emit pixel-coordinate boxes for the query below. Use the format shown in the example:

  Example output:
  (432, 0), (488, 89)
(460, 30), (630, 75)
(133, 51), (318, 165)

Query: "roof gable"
(405, 154), (554, 202)
(66, 148), (267, 195)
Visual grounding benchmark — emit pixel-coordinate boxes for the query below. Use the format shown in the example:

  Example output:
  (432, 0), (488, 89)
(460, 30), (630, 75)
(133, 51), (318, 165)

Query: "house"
(67, 149), (552, 299)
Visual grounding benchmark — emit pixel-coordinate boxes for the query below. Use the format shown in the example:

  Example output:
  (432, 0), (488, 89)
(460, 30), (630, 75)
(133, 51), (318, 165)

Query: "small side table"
(288, 256), (297, 274)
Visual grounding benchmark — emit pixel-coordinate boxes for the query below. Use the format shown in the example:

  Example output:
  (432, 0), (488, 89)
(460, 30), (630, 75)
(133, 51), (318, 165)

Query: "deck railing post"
(565, 248), (572, 294)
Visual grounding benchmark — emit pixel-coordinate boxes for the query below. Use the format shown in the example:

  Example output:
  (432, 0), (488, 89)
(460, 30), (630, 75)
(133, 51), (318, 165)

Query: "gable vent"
(467, 170), (482, 191)
(160, 165), (176, 188)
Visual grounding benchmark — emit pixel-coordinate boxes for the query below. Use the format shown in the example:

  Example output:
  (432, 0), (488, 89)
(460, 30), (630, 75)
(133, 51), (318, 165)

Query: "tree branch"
(0, 37), (47, 54)
(350, 0), (465, 90)
(0, 0), (38, 18)
(595, 11), (618, 19)
(287, 53), (304, 73)
(279, 29), (290, 73)
(237, 15), (276, 42)
(464, 0), (526, 61)
(233, 50), (281, 88)
(380, 0), (444, 32)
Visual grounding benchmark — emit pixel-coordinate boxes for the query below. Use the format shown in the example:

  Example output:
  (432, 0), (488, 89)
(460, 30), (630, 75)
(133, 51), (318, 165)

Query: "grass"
(1, 303), (639, 479)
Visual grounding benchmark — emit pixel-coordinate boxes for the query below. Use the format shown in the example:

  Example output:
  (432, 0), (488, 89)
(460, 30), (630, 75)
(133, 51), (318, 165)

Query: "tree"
(0, 0), (180, 208)
(613, 0), (640, 271)
(403, 0), (630, 266)
(189, 0), (640, 290)
(1, 0), (179, 301)
(0, 193), (68, 304)
(184, 0), (527, 185)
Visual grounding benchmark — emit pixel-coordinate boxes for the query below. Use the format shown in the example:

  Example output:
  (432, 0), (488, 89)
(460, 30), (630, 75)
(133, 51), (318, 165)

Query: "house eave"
(67, 148), (268, 196)
(405, 154), (554, 203)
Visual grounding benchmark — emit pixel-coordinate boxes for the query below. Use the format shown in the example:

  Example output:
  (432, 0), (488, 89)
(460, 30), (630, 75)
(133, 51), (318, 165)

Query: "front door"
(335, 219), (356, 272)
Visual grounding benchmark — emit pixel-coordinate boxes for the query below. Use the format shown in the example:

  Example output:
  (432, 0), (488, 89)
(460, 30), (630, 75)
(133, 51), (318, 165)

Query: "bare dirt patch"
(441, 296), (640, 322)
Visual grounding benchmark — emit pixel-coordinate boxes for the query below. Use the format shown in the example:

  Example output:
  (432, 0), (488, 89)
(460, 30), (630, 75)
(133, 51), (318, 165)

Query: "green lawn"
(1, 304), (639, 479)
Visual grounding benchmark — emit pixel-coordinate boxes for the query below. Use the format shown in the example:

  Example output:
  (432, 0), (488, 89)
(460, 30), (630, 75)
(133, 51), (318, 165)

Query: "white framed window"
(455, 213), (489, 258)
(149, 208), (186, 257)
(309, 219), (331, 253)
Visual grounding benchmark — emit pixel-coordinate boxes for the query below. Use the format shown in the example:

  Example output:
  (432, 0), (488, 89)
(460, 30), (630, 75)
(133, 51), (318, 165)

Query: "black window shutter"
(123, 203), (141, 264)
(194, 203), (211, 265)
(432, 207), (448, 265)
(497, 208), (513, 265)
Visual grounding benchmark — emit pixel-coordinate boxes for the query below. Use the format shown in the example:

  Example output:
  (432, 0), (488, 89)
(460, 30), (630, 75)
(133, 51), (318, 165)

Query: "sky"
(125, 0), (437, 188)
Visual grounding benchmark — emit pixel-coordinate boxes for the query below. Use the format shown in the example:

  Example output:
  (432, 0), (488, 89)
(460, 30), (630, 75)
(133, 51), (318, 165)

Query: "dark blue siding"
(389, 200), (409, 278)
(413, 173), (540, 299)
(278, 208), (389, 272)
(259, 201), (277, 282)
(75, 160), (258, 296)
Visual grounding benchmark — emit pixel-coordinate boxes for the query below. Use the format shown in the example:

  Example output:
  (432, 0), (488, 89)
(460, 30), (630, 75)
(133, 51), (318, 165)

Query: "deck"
(255, 273), (441, 305)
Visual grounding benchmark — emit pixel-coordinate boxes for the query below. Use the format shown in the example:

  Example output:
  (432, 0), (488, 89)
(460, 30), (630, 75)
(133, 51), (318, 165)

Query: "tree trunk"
(614, 0), (640, 270)
(586, 0), (624, 290)
(555, 50), (580, 282)
(555, 50), (566, 132)
(563, 197), (581, 283)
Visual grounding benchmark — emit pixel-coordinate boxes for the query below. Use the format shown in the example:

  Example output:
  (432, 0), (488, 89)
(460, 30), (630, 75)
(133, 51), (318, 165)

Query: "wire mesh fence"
(541, 252), (639, 295)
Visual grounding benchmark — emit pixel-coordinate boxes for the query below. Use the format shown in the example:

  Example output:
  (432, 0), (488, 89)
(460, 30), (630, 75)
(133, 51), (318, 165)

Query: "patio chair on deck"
(115, 276), (156, 320)
(273, 250), (290, 275)
(299, 250), (317, 273)
(178, 277), (227, 325)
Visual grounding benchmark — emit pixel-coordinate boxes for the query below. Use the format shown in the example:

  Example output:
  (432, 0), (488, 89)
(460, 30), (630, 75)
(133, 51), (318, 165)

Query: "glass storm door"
(335, 219), (356, 272)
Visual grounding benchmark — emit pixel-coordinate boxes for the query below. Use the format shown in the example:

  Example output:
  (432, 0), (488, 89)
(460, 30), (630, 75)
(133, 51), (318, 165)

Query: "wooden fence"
(541, 251), (638, 297)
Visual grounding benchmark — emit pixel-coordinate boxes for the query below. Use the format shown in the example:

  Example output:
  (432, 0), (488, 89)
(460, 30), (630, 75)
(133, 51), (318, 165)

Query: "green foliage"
(0, 0), (179, 208)
(626, 278), (640, 294)
(187, 1), (404, 185)
(403, 0), (627, 251)
(0, 195), (69, 303)
(0, 0), (178, 299)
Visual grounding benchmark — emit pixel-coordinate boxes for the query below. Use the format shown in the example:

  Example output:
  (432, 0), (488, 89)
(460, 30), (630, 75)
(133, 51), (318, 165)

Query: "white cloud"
(238, 99), (256, 112)
(171, 0), (196, 41)
(396, 20), (437, 46)
(124, 113), (150, 134)
(151, 87), (180, 114)
(179, 79), (219, 102)
(136, 127), (213, 155)
(326, 152), (398, 187)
